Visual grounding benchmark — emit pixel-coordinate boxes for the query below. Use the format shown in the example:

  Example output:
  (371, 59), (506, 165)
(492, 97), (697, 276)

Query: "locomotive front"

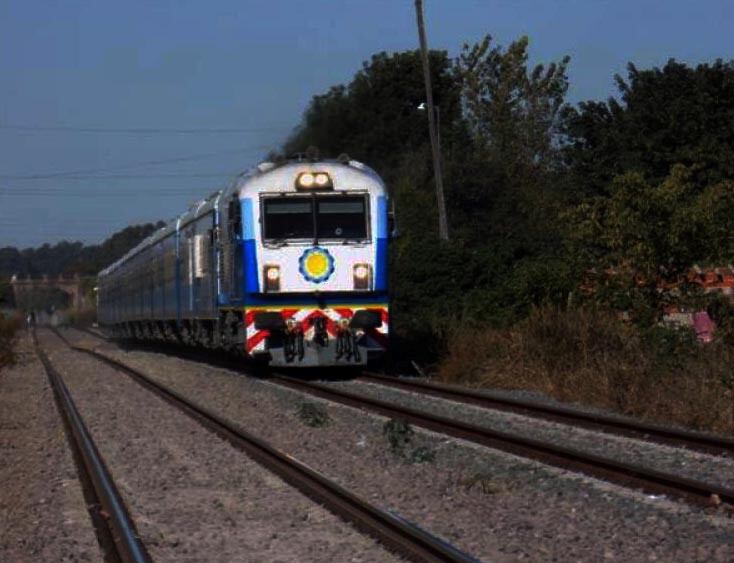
(236, 160), (389, 366)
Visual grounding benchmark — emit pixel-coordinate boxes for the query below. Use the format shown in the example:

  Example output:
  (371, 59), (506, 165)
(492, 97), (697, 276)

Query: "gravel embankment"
(68, 330), (734, 562)
(323, 379), (734, 489)
(41, 330), (396, 562)
(0, 335), (101, 561)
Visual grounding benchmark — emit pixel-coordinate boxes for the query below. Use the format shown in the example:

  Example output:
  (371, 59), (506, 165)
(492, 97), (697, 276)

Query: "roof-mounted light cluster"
(296, 172), (332, 190)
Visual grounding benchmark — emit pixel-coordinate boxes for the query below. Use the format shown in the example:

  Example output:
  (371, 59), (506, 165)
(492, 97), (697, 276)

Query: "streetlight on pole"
(414, 0), (449, 241)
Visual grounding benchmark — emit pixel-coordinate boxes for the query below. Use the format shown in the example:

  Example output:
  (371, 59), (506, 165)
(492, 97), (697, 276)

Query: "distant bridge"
(10, 274), (95, 311)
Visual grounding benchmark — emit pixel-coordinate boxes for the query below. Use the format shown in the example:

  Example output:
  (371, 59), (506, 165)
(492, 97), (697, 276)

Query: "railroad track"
(48, 328), (478, 563)
(269, 375), (734, 509)
(73, 325), (734, 458)
(63, 327), (734, 508)
(32, 332), (151, 563)
(358, 372), (734, 458)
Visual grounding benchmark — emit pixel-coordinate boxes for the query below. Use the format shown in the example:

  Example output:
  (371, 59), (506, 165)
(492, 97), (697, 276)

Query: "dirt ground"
(0, 334), (100, 561)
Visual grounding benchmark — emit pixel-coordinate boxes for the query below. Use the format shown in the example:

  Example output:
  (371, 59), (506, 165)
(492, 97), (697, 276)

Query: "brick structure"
(10, 274), (93, 311)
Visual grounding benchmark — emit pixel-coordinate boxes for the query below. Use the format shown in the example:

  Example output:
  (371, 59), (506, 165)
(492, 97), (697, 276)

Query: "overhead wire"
(0, 144), (272, 179)
(0, 173), (237, 180)
(0, 123), (291, 134)
(0, 124), (284, 241)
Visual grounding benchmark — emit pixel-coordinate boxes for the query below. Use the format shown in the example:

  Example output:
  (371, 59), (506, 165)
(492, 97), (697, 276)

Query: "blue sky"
(1, 0), (732, 247)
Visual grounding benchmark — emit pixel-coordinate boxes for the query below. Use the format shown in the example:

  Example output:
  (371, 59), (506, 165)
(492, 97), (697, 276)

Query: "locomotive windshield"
(263, 195), (368, 241)
(262, 199), (312, 239)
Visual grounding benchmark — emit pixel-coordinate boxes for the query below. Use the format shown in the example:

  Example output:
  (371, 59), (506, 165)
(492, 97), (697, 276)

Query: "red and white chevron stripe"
(244, 306), (389, 354)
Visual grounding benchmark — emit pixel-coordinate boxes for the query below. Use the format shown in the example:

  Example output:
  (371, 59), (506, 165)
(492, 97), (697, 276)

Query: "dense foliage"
(283, 39), (734, 360)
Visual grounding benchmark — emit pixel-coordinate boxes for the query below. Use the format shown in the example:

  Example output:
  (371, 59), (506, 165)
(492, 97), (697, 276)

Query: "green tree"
(450, 35), (571, 248)
(282, 49), (462, 185)
(456, 35), (570, 175)
(566, 165), (734, 316)
(564, 59), (734, 197)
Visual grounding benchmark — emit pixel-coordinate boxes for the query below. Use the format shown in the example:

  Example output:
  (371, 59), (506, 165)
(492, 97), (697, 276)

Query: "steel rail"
(33, 337), (152, 563)
(49, 331), (479, 563)
(76, 326), (734, 458)
(270, 375), (734, 508)
(359, 372), (734, 457)
(59, 328), (734, 506)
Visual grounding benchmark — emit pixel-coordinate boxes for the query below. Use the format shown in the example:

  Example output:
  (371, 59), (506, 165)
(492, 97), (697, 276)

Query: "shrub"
(437, 305), (734, 435)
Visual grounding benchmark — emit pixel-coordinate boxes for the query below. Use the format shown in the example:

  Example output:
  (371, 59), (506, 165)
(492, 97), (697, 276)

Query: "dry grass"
(437, 306), (734, 436)
(0, 314), (21, 371)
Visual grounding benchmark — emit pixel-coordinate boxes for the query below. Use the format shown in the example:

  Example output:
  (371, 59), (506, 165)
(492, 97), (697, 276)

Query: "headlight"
(296, 172), (332, 190)
(353, 263), (371, 290)
(315, 173), (330, 186)
(298, 173), (315, 188)
(264, 265), (280, 291)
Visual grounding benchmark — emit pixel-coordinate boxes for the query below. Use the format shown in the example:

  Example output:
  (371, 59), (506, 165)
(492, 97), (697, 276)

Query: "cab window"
(263, 198), (313, 239)
(316, 197), (367, 239)
(262, 195), (368, 241)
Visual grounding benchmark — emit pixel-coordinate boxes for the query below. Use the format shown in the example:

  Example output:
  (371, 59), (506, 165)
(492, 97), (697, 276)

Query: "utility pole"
(414, 0), (449, 241)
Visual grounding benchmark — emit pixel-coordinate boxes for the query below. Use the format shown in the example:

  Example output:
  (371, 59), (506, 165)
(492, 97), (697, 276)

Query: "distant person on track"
(26, 310), (36, 333)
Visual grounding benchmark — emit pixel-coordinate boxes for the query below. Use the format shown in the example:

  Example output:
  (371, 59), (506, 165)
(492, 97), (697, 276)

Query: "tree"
(456, 35), (570, 179)
(445, 35), (573, 294)
(0, 222), (163, 280)
(566, 165), (734, 316)
(564, 59), (734, 197)
(282, 49), (462, 186)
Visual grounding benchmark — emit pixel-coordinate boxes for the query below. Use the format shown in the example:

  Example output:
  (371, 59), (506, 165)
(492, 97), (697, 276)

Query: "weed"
(383, 418), (413, 454)
(408, 446), (436, 463)
(459, 473), (505, 495)
(297, 401), (331, 427)
(383, 419), (436, 463)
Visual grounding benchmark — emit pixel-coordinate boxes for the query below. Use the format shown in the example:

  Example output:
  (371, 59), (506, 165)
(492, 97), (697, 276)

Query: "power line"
(0, 123), (291, 134)
(1, 145), (270, 180)
(1, 191), (211, 196)
(0, 173), (237, 180)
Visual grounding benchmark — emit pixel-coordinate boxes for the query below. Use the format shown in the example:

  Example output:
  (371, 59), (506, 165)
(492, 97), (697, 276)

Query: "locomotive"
(97, 156), (391, 367)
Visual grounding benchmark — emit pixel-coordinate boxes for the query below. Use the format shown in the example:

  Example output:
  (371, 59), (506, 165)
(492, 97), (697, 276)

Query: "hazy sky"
(1, 0), (732, 248)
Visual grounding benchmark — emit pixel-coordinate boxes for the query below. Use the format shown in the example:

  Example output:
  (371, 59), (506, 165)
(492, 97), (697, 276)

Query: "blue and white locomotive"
(97, 156), (391, 367)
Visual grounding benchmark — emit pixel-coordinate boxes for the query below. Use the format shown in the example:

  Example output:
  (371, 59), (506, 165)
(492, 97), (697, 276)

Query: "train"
(97, 155), (391, 367)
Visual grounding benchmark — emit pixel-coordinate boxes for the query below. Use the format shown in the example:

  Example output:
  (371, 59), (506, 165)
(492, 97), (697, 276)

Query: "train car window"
(316, 196), (367, 239)
(263, 198), (313, 239)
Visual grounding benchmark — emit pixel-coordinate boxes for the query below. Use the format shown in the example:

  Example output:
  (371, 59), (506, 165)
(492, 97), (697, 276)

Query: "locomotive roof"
(234, 159), (385, 196)
(99, 158), (385, 277)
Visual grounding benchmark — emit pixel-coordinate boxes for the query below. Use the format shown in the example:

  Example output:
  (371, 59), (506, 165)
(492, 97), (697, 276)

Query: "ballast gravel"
(69, 329), (734, 562)
(323, 379), (734, 490)
(0, 335), (101, 561)
(40, 330), (396, 562)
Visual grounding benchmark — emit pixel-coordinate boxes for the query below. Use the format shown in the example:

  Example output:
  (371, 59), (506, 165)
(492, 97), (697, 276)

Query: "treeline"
(0, 222), (163, 307)
(280, 35), (734, 359)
